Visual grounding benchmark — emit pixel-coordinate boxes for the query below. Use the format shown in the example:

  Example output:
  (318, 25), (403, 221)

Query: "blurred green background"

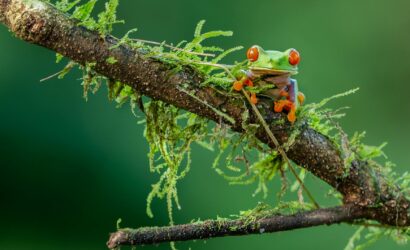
(1, 0), (410, 249)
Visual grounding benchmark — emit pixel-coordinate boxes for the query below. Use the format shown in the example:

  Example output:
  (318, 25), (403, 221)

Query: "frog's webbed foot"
(274, 99), (292, 113)
(250, 93), (258, 104)
(233, 81), (244, 91)
(287, 103), (297, 123)
(274, 99), (297, 123)
(233, 77), (254, 91)
(233, 77), (258, 104)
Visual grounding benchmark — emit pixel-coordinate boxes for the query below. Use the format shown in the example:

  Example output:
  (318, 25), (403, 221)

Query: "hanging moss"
(45, 1), (410, 248)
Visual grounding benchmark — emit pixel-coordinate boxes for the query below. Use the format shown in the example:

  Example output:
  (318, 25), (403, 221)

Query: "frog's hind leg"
(274, 79), (300, 123)
(288, 79), (298, 103)
(274, 99), (296, 123)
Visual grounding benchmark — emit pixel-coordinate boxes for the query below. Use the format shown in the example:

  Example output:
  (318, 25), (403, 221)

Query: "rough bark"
(107, 205), (364, 248)
(0, 0), (409, 248)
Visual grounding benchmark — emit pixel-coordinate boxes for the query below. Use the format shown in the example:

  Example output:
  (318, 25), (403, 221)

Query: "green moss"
(48, 1), (410, 248)
(144, 101), (208, 225)
(106, 56), (118, 64)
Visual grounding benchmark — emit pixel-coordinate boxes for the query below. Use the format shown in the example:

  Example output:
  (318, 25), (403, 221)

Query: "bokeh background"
(1, 0), (410, 249)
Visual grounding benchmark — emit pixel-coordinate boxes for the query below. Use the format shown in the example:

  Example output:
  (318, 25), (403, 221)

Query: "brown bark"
(107, 205), (364, 248)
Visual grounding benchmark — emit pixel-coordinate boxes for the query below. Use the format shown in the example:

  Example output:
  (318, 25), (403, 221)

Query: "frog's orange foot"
(274, 99), (292, 113)
(298, 92), (305, 105)
(287, 107), (297, 123)
(250, 93), (258, 104)
(274, 100), (297, 123)
(233, 81), (243, 91)
(243, 78), (254, 87)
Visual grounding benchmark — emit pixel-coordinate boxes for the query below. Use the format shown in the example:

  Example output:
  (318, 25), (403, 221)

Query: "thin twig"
(190, 60), (320, 208)
(131, 38), (216, 57)
(39, 61), (75, 82)
(187, 60), (234, 72)
(241, 89), (320, 209)
(107, 205), (361, 248)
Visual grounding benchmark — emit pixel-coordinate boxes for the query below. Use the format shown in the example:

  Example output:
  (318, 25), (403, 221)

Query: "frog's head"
(246, 45), (300, 76)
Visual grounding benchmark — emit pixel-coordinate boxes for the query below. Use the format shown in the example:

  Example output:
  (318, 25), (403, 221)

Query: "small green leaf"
(344, 226), (364, 250)
(106, 56), (118, 64)
(72, 0), (97, 21)
(116, 218), (122, 230)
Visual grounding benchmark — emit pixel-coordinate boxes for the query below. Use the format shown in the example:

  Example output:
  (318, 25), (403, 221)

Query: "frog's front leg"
(233, 76), (258, 104)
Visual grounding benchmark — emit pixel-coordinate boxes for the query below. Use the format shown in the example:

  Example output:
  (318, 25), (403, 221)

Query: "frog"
(232, 45), (305, 123)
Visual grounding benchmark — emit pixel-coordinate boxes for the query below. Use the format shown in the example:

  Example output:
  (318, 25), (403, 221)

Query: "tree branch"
(0, 0), (409, 248)
(107, 205), (364, 248)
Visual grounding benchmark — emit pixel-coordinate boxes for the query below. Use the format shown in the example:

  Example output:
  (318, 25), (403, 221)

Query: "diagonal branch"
(0, 0), (409, 248)
(107, 205), (364, 248)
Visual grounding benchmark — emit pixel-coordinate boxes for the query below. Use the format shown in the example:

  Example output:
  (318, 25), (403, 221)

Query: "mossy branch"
(0, 0), (409, 248)
(107, 205), (364, 248)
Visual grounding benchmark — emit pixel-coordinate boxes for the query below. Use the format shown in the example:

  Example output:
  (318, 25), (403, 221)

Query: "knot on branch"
(369, 195), (410, 226)
(1, 0), (52, 43)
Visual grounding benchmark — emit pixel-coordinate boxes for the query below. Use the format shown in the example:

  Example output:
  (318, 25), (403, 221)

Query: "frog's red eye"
(247, 46), (259, 62)
(288, 49), (300, 65)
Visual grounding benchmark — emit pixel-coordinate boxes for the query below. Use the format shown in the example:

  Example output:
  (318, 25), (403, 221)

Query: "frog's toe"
(244, 78), (254, 87)
(287, 110), (296, 123)
(297, 92), (305, 105)
(274, 100), (290, 112)
(233, 81), (243, 91)
(250, 93), (258, 104)
(287, 103), (297, 123)
(274, 101), (284, 112)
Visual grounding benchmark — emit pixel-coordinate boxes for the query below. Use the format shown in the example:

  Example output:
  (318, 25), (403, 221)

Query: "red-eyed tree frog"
(233, 45), (305, 123)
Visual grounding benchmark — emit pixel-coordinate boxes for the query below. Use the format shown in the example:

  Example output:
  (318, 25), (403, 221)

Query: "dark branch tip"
(107, 230), (129, 249)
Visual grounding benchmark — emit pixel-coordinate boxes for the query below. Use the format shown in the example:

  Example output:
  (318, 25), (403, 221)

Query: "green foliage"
(299, 89), (410, 248)
(298, 88), (359, 143)
(144, 101), (208, 225)
(106, 56), (118, 64)
(345, 226), (365, 250)
(47, 2), (410, 249)
(55, 0), (81, 12)
(214, 151), (282, 198)
(55, 0), (123, 33)
(345, 225), (410, 250)
(80, 62), (102, 101)
(97, 0), (123, 34)
(71, 0), (97, 29)
(116, 218), (122, 230)
(141, 20), (244, 89)
(231, 201), (314, 225)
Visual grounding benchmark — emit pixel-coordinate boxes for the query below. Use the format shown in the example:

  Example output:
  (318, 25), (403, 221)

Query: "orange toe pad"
(233, 81), (243, 91)
(297, 92), (305, 105)
(288, 111), (296, 123)
(250, 93), (258, 104)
